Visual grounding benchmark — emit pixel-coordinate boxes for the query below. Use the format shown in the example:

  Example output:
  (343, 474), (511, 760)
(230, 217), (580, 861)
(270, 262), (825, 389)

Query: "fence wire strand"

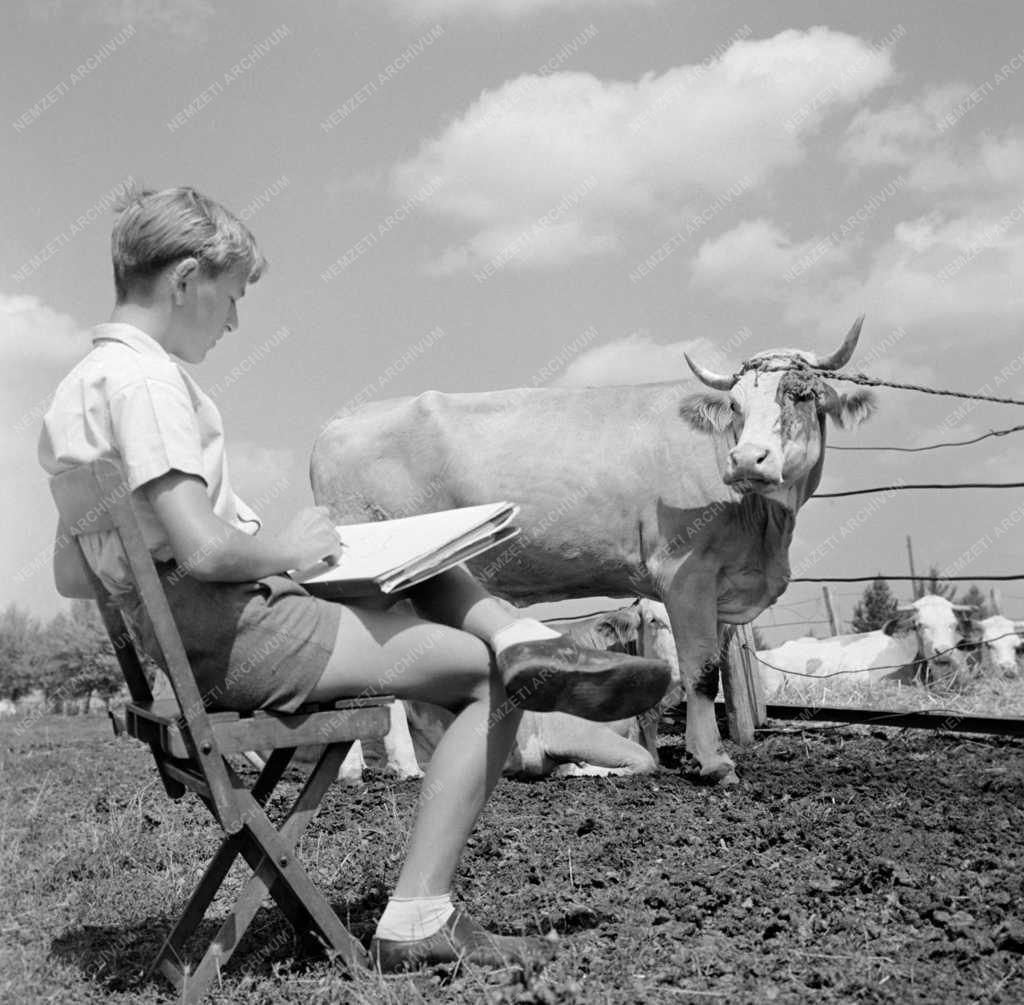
(828, 421), (1024, 453)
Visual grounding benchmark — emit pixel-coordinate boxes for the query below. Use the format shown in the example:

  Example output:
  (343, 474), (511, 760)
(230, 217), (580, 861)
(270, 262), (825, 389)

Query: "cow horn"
(805, 315), (865, 371)
(684, 353), (737, 391)
(895, 604), (915, 613)
(951, 603), (975, 612)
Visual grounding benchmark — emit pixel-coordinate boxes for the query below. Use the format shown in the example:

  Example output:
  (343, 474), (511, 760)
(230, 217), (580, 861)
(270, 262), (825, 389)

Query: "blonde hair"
(111, 185), (267, 301)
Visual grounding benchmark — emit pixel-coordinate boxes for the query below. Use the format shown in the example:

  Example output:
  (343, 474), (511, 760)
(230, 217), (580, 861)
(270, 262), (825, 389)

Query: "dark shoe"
(369, 909), (556, 973)
(497, 635), (671, 721)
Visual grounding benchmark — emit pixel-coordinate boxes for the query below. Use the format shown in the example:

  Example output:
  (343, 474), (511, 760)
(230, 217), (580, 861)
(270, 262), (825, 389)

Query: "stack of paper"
(290, 502), (520, 598)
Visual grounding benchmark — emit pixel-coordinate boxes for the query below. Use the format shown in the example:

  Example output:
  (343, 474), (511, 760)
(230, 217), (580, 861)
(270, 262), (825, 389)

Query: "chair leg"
(229, 742), (368, 968)
(147, 833), (243, 993)
(148, 741), (366, 1002)
(146, 748), (297, 992)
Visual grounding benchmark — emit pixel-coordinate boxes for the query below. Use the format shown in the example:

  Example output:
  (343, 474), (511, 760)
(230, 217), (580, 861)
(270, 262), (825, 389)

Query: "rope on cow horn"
(817, 370), (1024, 407)
(733, 354), (1024, 407)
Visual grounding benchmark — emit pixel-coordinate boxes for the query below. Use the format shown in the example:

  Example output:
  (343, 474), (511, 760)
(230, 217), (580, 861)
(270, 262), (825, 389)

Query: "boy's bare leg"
(406, 565), (672, 722)
(404, 565), (527, 640)
(306, 604), (520, 896)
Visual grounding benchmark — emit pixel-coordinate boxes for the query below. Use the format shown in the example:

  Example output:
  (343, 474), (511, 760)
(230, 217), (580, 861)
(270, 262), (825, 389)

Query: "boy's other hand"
(282, 506), (344, 568)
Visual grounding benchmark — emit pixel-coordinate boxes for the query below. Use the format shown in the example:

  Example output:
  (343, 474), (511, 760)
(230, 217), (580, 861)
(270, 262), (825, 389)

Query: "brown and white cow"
(312, 319), (876, 784)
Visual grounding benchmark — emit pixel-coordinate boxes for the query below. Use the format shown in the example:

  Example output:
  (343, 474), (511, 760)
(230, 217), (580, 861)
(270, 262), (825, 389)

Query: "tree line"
(0, 600), (124, 709)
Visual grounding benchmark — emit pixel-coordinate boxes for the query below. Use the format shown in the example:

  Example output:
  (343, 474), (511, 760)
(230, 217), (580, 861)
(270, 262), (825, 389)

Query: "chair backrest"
(49, 459), (238, 824)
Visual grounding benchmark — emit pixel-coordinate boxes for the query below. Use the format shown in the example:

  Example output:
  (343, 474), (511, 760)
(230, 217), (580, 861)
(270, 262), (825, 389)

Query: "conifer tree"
(959, 583), (989, 618)
(851, 576), (899, 633)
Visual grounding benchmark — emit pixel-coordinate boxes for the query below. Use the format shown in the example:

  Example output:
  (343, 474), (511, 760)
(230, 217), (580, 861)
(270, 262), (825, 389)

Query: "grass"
(2, 680), (1022, 1004)
(766, 669), (1024, 719)
(0, 715), (576, 1005)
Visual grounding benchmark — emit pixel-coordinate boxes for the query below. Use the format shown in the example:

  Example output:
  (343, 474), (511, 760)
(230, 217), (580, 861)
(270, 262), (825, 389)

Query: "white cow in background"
(971, 615), (1024, 678)
(755, 626), (919, 694)
(753, 594), (974, 694)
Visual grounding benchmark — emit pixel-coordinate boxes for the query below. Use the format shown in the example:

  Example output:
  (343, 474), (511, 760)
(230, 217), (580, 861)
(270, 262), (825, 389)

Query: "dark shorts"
(122, 565), (342, 713)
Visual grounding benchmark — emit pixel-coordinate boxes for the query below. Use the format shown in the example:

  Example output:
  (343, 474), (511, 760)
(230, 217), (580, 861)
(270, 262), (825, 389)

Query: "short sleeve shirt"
(39, 323), (261, 596)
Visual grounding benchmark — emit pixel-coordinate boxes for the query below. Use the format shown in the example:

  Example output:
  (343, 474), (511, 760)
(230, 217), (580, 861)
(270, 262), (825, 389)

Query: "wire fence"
(541, 364), (1024, 711)
(744, 361), (1024, 693)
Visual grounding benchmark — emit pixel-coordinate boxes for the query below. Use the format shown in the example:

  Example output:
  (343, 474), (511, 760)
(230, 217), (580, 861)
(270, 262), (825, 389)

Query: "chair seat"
(126, 696), (393, 759)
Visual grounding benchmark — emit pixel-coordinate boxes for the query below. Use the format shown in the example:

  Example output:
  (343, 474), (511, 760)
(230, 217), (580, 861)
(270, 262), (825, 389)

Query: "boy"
(39, 186), (670, 971)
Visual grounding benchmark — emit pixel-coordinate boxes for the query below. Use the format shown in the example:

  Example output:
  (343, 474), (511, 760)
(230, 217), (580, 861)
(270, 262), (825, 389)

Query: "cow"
(752, 594), (975, 694)
(337, 603), (672, 782)
(969, 615), (1024, 678)
(311, 317), (876, 784)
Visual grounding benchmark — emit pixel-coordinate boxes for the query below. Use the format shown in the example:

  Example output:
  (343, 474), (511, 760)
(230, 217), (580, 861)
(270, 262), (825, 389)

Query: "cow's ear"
(601, 607), (641, 647)
(882, 612), (912, 636)
(956, 613), (979, 640)
(679, 392), (733, 433)
(822, 388), (876, 428)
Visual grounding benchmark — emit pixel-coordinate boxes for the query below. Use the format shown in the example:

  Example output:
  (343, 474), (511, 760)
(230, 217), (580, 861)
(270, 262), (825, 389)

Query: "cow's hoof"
(699, 763), (739, 786)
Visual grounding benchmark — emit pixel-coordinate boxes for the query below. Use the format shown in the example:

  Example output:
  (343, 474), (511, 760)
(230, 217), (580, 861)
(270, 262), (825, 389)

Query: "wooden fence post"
(822, 586), (839, 635)
(722, 624), (767, 745)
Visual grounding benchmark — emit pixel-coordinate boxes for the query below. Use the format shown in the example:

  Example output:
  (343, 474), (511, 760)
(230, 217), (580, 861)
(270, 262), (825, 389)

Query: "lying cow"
(753, 594), (974, 694)
(968, 615), (1024, 678)
(339, 603), (672, 782)
(312, 317), (876, 784)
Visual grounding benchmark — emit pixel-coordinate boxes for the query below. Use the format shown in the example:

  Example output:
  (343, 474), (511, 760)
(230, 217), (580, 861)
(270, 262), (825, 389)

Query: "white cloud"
(0, 293), (89, 377)
(425, 215), (618, 277)
(779, 201), (1024, 337)
(908, 131), (1024, 198)
(691, 218), (852, 300)
(552, 330), (749, 387)
(843, 86), (1024, 200)
(0, 293), (92, 619)
(692, 165), (1024, 340)
(842, 86), (968, 167)
(393, 28), (894, 274)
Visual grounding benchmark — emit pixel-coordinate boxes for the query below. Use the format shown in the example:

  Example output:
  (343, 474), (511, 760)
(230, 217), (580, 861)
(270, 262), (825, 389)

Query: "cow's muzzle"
(726, 443), (783, 486)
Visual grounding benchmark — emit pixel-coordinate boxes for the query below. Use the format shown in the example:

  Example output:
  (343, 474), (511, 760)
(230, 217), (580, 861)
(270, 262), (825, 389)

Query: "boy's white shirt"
(39, 322), (260, 597)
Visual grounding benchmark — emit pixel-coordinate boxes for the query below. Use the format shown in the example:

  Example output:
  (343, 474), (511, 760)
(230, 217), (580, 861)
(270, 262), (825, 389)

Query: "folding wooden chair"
(49, 458), (392, 1003)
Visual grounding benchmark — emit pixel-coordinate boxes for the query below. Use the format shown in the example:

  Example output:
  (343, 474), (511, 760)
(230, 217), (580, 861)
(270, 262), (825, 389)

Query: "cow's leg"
(664, 574), (738, 785)
(338, 740), (366, 785)
(383, 701), (424, 780)
(538, 713), (656, 775)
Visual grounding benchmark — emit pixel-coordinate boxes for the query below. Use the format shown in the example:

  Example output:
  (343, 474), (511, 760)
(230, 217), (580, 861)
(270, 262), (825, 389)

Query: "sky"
(3, 0), (1024, 643)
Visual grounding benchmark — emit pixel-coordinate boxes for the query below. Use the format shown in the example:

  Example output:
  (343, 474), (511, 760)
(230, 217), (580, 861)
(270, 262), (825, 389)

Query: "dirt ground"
(3, 715), (1024, 1004)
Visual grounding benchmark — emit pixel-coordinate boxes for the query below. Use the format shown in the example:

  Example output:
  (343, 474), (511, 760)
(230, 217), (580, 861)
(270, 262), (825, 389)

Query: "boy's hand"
(282, 506), (344, 568)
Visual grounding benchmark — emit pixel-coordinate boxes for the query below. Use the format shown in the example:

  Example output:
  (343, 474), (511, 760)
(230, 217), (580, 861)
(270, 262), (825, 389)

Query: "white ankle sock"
(375, 893), (455, 941)
(491, 618), (561, 654)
